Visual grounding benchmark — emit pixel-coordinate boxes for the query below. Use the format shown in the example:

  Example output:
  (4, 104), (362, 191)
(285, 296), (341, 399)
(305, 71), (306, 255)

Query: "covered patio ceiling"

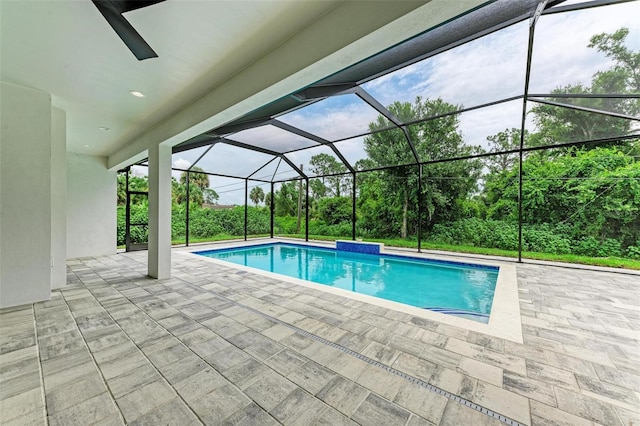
(164, 0), (639, 184)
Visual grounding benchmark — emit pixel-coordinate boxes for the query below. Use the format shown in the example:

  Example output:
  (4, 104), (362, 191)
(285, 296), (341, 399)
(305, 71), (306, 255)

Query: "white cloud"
(172, 157), (191, 170)
(171, 157), (192, 180)
(130, 165), (147, 177)
(279, 95), (380, 142)
(529, 2), (640, 93)
(458, 100), (524, 150)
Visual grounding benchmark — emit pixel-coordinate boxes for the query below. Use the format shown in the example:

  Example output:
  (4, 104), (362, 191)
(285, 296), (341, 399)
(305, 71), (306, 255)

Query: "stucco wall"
(67, 153), (117, 258)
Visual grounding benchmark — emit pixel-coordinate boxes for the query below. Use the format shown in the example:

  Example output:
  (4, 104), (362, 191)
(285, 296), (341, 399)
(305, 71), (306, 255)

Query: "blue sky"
(168, 1), (640, 205)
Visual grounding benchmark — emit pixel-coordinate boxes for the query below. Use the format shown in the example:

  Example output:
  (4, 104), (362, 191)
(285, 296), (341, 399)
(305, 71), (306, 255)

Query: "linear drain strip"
(236, 303), (522, 426)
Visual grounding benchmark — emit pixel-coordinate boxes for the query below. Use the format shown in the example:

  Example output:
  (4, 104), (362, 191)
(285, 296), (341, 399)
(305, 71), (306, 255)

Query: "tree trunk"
(401, 188), (408, 239)
(296, 164), (303, 234)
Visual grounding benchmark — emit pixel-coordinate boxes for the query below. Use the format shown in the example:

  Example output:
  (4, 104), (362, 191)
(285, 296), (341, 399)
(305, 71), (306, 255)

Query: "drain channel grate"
(238, 302), (523, 426)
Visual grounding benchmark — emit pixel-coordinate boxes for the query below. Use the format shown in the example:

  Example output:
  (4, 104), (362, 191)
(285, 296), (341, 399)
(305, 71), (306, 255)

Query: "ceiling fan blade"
(115, 0), (166, 13)
(92, 0), (162, 60)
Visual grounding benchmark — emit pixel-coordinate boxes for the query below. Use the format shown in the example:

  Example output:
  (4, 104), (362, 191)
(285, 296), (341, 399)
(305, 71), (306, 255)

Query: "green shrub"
(274, 216), (299, 234)
(315, 197), (352, 225)
(574, 237), (622, 257)
(626, 245), (640, 260)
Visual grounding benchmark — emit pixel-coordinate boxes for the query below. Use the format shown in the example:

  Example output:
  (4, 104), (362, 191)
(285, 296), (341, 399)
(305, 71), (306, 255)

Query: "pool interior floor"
(1, 248), (639, 425)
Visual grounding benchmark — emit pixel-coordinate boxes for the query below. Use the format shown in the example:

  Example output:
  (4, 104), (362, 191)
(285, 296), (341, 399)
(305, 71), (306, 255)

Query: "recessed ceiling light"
(129, 90), (145, 98)
(99, 126), (110, 131)
(84, 144), (92, 148)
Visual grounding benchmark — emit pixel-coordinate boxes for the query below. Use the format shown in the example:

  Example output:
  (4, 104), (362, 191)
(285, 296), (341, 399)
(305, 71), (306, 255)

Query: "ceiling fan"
(91, 0), (165, 60)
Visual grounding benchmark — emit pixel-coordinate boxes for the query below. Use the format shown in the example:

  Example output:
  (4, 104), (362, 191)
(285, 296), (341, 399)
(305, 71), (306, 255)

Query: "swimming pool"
(196, 242), (498, 323)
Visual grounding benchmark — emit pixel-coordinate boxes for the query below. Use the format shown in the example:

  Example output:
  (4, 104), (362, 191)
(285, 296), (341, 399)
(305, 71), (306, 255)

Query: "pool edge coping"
(182, 239), (523, 344)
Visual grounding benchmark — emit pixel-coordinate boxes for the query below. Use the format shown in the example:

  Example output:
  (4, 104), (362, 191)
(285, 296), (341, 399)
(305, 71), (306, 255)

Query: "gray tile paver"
(40, 348), (93, 377)
(351, 392), (411, 425)
(115, 379), (176, 423)
(107, 362), (162, 399)
(529, 399), (594, 426)
(221, 356), (270, 390)
(473, 381), (531, 425)
(554, 386), (624, 425)
(356, 363), (408, 401)
(190, 383), (251, 424)
(45, 373), (107, 415)
(287, 360), (337, 395)
(220, 402), (279, 426)
(503, 370), (557, 407)
(392, 352), (437, 382)
(324, 351), (370, 382)
(127, 397), (199, 426)
(393, 381), (449, 424)
(243, 369), (298, 411)
(42, 359), (97, 390)
(439, 399), (503, 425)
(457, 356), (503, 387)
(98, 352), (151, 380)
(47, 392), (121, 426)
(174, 366), (227, 401)
(269, 387), (328, 425)
(0, 387), (44, 423)
(264, 348), (309, 376)
(317, 375), (369, 417)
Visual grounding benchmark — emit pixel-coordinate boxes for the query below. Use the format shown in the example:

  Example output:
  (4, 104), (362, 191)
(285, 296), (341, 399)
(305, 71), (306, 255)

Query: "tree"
(264, 192), (272, 209)
(181, 167), (210, 190)
(485, 128), (525, 174)
(309, 153), (348, 197)
(117, 172), (148, 205)
(589, 27), (640, 96)
(316, 197), (352, 225)
(176, 167), (210, 207)
(362, 97), (483, 238)
(309, 178), (328, 200)
(249, 186), (265, 206)
(530, 28), (639, 148)
(117, 173), (127, 205)
(274, 181), (298, 216)
(482, 145), (639, 251)
(203, 188), (219, 204)
(478, 28), (640, 257)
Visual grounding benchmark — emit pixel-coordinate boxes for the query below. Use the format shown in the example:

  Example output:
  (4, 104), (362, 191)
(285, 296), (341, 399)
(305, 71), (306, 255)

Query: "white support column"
(51, 107), (67, 289)
(147, 144), (172, 279)
(0, 82), (52, 307)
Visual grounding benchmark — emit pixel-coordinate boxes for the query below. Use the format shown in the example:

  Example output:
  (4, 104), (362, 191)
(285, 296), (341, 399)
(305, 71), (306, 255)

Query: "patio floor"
(1, 245), (639, 425)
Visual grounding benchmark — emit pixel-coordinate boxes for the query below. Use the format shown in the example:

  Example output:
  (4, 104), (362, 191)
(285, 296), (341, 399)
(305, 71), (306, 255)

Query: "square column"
(1, 82), (52, 307)
(51, 107), (67, 289)
(148, 144), (172, 279)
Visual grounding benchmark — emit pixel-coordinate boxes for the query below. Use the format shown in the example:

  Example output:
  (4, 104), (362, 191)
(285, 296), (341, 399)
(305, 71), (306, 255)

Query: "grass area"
(120, 233), (640, 270)
(118, 234), (269, 250)
(170, 234), (269, 245)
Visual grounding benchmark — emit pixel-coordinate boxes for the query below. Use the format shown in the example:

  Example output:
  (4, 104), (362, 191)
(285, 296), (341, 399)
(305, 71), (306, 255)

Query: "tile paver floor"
(1, 246), (639, 425)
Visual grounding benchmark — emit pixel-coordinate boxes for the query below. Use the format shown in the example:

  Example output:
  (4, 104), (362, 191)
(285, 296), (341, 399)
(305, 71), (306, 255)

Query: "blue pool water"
(196, 243), (498, 323)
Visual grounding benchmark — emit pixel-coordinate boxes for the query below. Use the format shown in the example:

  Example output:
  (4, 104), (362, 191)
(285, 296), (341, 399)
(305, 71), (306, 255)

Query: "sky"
(168, 1), (640, 205)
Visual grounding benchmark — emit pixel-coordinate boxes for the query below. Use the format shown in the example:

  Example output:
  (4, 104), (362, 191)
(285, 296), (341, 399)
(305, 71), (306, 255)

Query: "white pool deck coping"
(186, 238), (524, 344)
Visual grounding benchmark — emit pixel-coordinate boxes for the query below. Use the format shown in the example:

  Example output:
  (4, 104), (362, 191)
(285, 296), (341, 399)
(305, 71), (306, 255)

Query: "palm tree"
(177, 167), (210, 207)
(249, 186), (265, 206)
(180, 167), (209, 191)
